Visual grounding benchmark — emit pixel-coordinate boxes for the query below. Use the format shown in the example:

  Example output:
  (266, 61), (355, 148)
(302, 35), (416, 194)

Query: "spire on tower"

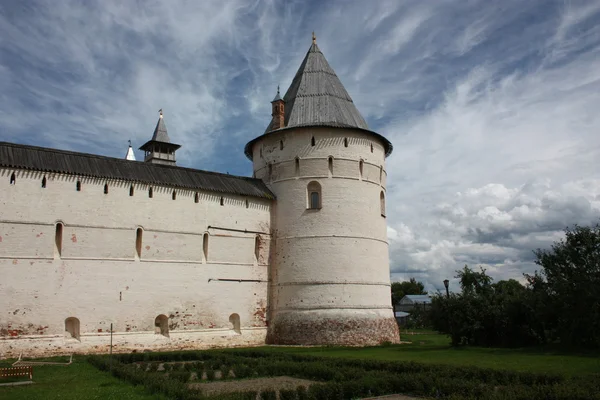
(139, 108), (181, 165)
(125, 139), (136, 161)
(272, 85), (282, 102)
(312, 31), (316, 44)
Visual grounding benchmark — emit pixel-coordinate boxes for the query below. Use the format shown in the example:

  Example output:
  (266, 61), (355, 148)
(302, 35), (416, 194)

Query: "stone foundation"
(0, 327), (267, 358)
(266, 310), (400, 346)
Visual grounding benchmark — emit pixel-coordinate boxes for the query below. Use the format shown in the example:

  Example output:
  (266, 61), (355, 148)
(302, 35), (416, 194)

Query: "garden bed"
(190, 376), (315, 396)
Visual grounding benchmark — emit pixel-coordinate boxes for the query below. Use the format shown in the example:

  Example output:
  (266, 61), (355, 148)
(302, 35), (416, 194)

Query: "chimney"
(270, 86), (285, 130)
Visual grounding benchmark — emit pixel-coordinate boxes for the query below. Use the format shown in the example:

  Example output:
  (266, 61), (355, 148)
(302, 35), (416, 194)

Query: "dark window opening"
(371, 143), (374, 153)
(194, 192), (199, 203)
(9, 172), (15, 185)
(307, 181), (322, 210)
(311, 136), (315, 146)
(359, 160), (364, 178)
(245, 199), (249, 208)
(104, 183), (109, 194)
(154, 315), (169, 337)
(380, 191), (386, 217)
(136, 228), (143, 259)
(149, 187), (153, 198)
(65, 317), (80, 340)
(344, 138), (349, 147)
(280, 140), (284, 150)
(42, 176), (47, 188)
(254, 235), (261, 263)
(129, 185), (134, 196)
(295, 158), (300, 176)
(76, 180), (81, 191)
(328, 157), (333, 176)
(172, 190), (176, 200)
(203, 234), (209, 261)
(220, 197), (224, 206)
(55, 223), (63, 258)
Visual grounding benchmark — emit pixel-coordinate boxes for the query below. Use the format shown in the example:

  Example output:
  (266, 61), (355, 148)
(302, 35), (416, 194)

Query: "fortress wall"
(0, 168), (271, 356)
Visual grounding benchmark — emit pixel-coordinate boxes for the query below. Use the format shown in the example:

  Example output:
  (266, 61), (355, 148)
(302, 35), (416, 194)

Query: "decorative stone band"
(275, 281), (390, 286)
(275, 305), (393, 311)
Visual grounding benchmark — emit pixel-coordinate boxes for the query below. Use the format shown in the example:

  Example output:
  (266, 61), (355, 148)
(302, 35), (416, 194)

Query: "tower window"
(135, 228), (143, 259)
(104, 183), (109, 194)
(380, 191), (386, 217)
(65, 317), (80, 341)
(194, 192), (199, 203)
(55, 222), (63, 259)
(42, 176), (47, 188)
(9, 172), (15, 185)
(245, 199), (249, 208)
(280, 140), (284, 150)
(149, 187), (153, 198)
(229, 313), (241, 334)
(359, 160), (364, 178)
(129, 185), (134, 196)
(328, 156), (333, 176)
(220, 196), (224, 206)
(203, 233), (209, 262)
(311, 136), (315, 146)
(371, 143), (374, 153)
(172, 190), (176, 200)
(154, 314), (169, 337)
(295, 157), (300, 176)
(307, 181), (322, 210)
(76, 180), (81, 191)
(344, 138), (349, 147)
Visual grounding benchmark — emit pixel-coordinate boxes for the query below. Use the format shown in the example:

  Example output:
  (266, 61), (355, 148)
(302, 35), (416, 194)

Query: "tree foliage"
(430, 222), (600, 349)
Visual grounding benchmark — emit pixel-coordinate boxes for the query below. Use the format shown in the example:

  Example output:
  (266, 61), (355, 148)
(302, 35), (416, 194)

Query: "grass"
(2, 333), (599, 399)
(0, 357), (167, 400)
(246, 333), (600, 376)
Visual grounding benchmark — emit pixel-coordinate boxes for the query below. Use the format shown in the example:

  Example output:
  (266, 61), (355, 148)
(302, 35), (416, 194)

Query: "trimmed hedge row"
(91, 350), (600, 400)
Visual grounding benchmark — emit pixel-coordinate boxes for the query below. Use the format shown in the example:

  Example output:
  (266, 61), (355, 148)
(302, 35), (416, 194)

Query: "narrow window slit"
(129, 185), (134, 196)
(104, 183), (109, 194)
(41, 176), (47, 188)
(9, 172), (15, 185)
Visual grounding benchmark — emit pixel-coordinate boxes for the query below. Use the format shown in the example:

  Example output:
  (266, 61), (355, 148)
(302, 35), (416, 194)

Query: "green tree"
(526, 222), (600, 348)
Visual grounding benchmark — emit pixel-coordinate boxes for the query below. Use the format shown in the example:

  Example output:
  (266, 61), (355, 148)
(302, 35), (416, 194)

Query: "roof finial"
(312, 31), (316, 44)
(128, 139), (132, 147)
(159, 108), (163, 118)
(277, 85), (280, 95)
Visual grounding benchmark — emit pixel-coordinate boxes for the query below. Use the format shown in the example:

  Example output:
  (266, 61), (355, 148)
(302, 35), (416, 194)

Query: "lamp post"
(443, 279), (450, 298)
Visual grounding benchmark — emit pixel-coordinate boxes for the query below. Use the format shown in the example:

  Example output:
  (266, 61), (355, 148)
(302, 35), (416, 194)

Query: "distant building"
(396, 295), (432, 313)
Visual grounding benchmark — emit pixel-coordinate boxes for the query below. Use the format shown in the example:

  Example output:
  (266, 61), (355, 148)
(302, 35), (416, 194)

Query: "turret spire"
(312, 31), (316, 44)
(139, 109), (181, 165)
(125, 139), (136, 161)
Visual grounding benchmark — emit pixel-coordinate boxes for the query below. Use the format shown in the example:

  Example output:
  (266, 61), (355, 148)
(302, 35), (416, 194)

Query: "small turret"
(270, 86), (285, 130)
(139, 109), (181, 166)
(125, 140), (136, 161)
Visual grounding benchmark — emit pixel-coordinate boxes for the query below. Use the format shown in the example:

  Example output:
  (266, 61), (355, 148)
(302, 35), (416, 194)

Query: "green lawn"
(0, 357), (167, 400)
(247, 333), (600, 376)
(2, 333), (599, 399)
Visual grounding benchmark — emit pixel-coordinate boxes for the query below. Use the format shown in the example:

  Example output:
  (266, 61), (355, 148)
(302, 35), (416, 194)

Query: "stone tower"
(139, 109), (181, 165)
(244, 35), (399, 345)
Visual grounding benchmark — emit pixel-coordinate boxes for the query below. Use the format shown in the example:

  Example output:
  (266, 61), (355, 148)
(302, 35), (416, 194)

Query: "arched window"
(295, 157), (300, 176)
(280, 140), (284, 150)
(328, 157), (333, 176)
(311, 136), (315, 146)
(129, 185), (134, 196)
(229, 313), (241, 334)
(194, 192), (199, 203)
(135, 228), (143, 259)
(42, 176), (47, 188)
(104, 183), (109, 194)
(344, 138), (349, 147)
(148, 187), (153, 198)
(76, 180), (81, 191)
(154, 314), (169, 337)
(380, 191), (386, 217)
(9, 172), (15, 185)
(172, 190), (176, 200)
(307, 181), (322, 210)
(359, 160), (364, 179)
(55, 223), (63, 259)
(65, 317), (80, 340)
(203, 233), (209, 262)
(254, 235), (261, 263)
(220, 196), (224, 206)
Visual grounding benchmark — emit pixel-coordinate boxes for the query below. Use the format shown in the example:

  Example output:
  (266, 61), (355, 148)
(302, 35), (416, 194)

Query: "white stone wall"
(250, 127), (399, 345)
(0, 169), (271, 357)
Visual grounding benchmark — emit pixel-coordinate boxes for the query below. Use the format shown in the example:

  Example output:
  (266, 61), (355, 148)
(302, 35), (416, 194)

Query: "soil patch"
(189, 376), (315, 395)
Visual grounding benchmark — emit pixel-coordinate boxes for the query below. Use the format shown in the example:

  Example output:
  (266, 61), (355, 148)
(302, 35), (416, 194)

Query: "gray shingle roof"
(0, 141), (275, 200)
(265, 42), (369, 133)
(245, 41), (393, 159)
(152, 115), (171, 143)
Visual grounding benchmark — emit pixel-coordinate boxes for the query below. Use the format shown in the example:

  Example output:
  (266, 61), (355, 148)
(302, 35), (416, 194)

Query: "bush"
(259, 389), (277, 400)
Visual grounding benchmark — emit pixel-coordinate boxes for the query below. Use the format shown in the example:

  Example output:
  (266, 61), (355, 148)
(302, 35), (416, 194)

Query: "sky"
(1, 0), (600, 293)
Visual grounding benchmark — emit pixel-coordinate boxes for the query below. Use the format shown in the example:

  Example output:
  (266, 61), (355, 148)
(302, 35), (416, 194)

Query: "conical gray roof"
(265, 42), (369, 133)
(152, 115), (171, 143)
